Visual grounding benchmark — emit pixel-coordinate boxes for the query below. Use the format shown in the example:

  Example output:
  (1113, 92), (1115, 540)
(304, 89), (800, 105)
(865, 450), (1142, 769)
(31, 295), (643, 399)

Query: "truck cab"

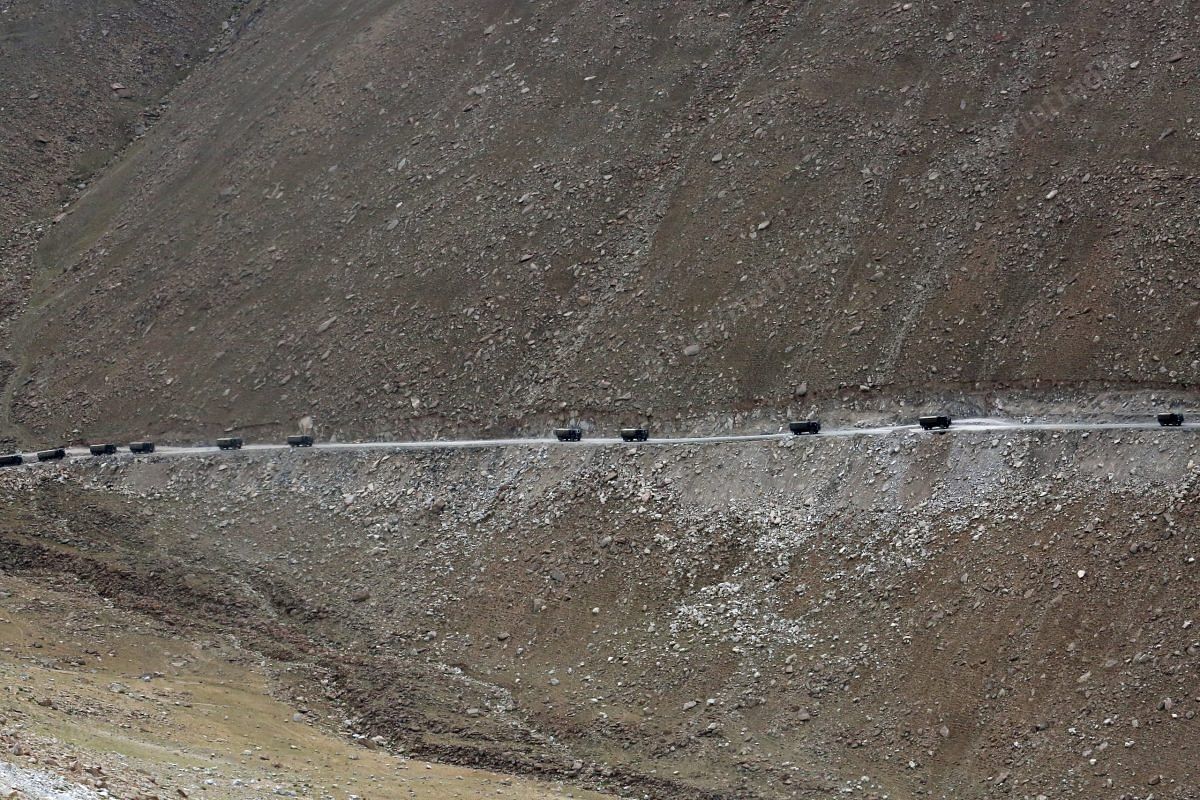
(620, 427), (649, 442)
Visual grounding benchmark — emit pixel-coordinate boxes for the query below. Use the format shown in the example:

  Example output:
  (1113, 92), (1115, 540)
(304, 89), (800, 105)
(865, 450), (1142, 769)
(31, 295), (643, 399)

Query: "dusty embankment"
(0, 573), (609, 800)
(2, 427), (1198, 799)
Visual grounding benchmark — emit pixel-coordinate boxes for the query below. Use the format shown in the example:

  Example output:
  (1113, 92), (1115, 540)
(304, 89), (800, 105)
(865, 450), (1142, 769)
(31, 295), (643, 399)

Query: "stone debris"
(0, 423), (1195, 798)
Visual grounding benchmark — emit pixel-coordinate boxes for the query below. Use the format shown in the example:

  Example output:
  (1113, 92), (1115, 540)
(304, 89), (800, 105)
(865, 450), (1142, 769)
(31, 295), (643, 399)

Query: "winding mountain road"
(5, 417), (1190, 465)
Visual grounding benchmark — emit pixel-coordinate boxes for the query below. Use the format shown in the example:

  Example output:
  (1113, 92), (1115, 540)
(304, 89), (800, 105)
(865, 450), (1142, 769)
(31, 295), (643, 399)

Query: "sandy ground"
(0, 572), (614, 800)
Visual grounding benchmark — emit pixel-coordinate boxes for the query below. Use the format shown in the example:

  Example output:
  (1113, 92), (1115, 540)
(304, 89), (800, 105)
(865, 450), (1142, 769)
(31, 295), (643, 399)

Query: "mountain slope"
(7, 0), (1199, 443)
(0, 0), (244, 444)
(0, 0), (238, 235)
(3, 427), (1198, 798)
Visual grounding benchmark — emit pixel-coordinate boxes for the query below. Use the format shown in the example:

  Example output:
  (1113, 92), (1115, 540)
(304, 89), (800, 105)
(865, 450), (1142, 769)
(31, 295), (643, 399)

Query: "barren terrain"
(0, 0), (243, 372)
(1, 0), (1198, 446)
(3, 426), (1198, 798)
(0, 571), (612, 800)
(2, 1), (1199, 798)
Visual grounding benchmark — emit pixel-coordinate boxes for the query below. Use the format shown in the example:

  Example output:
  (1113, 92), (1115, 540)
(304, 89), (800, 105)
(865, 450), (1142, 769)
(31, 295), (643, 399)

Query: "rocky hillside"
(2, 0), (1197, 446)
(0, 0), (243, 232)
(2, 427), (1198, 798)
(0, 0), (247, 448)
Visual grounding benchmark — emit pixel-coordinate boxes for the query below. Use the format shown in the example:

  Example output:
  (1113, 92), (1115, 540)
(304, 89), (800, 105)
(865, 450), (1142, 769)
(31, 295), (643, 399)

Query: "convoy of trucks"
(0, 412), (1190, 466)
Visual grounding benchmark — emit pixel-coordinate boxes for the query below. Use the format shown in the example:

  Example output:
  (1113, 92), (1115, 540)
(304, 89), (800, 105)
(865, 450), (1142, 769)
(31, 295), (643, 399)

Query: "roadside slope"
(6, 0), (1199, 444)
(3, 426), (1197, 798)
